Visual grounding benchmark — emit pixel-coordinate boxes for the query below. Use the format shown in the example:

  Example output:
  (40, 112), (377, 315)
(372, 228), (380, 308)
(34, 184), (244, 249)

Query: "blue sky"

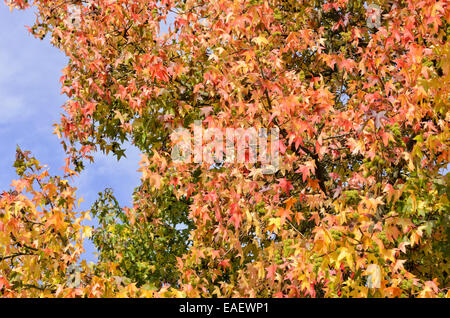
(0, 6), (142, 263)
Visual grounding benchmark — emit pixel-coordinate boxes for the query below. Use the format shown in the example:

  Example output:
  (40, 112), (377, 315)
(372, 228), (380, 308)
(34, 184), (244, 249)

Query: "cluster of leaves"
(91, 186), (193, 288)
(1, 0), (449, 297)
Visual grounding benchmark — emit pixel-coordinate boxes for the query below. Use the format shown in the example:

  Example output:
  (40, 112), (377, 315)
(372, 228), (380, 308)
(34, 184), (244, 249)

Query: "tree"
(90, 186), (193, 288)
(3, 0), (449, 297)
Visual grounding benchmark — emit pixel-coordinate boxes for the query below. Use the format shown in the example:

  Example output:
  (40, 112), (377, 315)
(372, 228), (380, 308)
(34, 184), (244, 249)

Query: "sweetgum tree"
(90, 187), (193, 288)
(0, 148), (98, 297)
(2, 0), (449, 297)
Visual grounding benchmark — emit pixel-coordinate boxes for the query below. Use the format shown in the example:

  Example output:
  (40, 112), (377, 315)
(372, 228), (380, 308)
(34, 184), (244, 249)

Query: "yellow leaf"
(252, 35), (268, 46)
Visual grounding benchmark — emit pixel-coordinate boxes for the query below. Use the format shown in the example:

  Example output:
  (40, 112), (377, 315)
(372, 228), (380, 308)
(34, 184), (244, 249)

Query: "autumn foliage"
(1, 0), (449, 297)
